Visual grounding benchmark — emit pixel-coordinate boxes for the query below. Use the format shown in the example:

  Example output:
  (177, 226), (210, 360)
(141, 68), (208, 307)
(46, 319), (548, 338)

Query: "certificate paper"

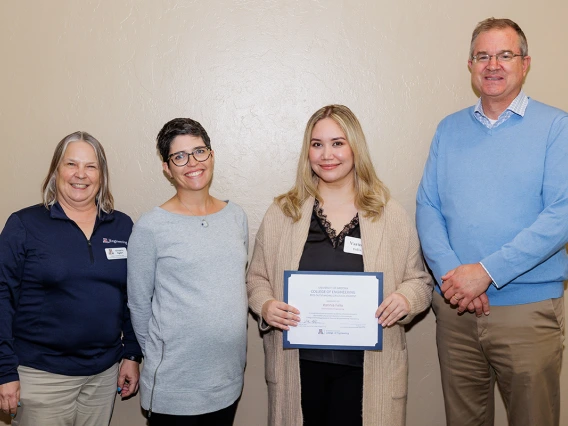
(283, 271), (383, 350)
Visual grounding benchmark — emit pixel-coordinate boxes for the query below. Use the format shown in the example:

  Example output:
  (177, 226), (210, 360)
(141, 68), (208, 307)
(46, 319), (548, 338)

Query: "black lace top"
(313, 199), (359, 248)
(298, 199), (365, 367)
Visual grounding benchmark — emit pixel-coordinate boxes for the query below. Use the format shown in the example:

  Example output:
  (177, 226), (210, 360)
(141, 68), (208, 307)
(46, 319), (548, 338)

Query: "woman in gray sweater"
(127, 118), (248, 426)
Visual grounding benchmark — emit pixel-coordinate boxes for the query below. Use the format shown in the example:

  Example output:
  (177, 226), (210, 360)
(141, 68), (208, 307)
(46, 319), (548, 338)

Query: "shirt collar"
(49, 202), (113, 222)
(474, 90), (529, 119)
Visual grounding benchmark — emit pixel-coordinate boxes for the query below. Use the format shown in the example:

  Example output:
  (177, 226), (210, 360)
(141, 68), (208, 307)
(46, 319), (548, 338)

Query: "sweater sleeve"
(121, 216), (143, 358)
(481, 115), (568, 287)
(0, 214), (26, 385)
(416, 127), (463, 284)
(395, 216), (435, 325)
(246, 206), (278, 330)
(242, 208), (249, 256)
(127, 217), (157, 357)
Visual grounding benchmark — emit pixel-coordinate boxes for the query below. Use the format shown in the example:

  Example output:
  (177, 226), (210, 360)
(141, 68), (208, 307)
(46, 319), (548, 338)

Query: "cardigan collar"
(291, 197), (386, 272)
(288, 198), (315, 270)
(359, 202), (386, 272)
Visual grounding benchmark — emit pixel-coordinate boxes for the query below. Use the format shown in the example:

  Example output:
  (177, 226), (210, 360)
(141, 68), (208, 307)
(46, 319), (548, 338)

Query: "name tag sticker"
(344, 236), (362, 255)
(105, 247), (127, 260)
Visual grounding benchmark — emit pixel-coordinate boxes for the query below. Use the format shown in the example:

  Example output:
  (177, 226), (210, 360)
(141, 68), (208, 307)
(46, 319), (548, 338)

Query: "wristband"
(123, 355), (142, 363)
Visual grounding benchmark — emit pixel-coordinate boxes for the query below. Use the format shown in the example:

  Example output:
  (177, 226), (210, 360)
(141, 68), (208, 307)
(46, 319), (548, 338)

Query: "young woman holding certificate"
(247, 105), (433, 426)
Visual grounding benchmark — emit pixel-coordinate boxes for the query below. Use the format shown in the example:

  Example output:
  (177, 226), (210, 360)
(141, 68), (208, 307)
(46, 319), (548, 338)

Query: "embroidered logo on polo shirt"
(102, 238), (128, 245)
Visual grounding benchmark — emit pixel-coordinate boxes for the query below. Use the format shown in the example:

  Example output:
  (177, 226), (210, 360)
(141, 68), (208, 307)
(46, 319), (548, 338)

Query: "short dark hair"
(470, 18), (528, 59)
(156, 118), (211, 162)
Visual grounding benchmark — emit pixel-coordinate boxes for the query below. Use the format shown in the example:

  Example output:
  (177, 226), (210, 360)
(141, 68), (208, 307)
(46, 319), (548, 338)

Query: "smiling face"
(468, 27), (531, 114)
(55, 141), (101, 210)
(308, 117), (355, 187)
(163, 134), (214, 192)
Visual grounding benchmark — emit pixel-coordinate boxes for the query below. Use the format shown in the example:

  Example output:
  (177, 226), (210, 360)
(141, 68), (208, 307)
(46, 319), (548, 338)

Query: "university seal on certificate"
(283, 271), (383, 350)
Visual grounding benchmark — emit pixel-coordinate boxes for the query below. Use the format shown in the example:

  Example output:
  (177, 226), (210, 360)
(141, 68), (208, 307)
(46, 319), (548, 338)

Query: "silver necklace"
(177, 196), (210, 228)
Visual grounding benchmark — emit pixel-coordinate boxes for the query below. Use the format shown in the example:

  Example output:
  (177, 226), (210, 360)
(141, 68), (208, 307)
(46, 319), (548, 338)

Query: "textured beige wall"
(1, 1), (567, 425)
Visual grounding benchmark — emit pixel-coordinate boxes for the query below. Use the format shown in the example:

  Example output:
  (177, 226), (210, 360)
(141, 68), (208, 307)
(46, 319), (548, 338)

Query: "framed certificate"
(283, 270), (383, 350)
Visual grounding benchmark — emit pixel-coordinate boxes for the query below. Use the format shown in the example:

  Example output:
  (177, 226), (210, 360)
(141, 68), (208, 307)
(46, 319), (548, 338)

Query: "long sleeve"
(118, 217), (143, 358)
(121, 286), (143, 358)
(246, 221), (275, 319)
(480, 115), (568, 286)
(0, 214), (26, 385)
(127, 219), (157, 356)
(242, 209), (249, 256)
(416, 129), (462, 284)
(246, 204), (284, 331)
(395, 217), (434, 325)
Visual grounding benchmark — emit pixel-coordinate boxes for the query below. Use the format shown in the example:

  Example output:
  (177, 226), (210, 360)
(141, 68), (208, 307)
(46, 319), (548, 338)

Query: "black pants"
(148, 400), (238, 426)
(300, 359), (364, 426)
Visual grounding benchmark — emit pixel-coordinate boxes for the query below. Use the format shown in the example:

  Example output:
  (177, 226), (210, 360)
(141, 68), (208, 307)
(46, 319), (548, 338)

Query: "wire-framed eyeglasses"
(167, 147), (211, 167)
(471, 51), (524, 63)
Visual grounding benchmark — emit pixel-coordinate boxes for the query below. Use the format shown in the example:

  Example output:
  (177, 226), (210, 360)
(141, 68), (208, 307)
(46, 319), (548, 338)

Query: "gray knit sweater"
(127, 202), (248, 415)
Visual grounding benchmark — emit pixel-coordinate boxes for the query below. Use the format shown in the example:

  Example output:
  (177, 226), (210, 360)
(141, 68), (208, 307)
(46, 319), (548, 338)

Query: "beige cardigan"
(247, 197), (434, 426)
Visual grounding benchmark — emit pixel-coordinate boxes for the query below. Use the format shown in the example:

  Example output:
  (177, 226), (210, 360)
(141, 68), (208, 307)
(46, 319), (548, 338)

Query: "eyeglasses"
(167, 147), (211, 167)
(471, 51), (524, 63)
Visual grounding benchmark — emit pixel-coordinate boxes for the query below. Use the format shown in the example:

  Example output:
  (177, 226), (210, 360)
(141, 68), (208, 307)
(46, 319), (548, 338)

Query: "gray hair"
(42, 131), (114, 214)
(470, 18), (528, 59)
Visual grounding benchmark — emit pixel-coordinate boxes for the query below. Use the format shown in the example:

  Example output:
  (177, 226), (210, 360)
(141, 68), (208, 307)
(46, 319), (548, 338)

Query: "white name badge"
(105, 247), (127, 260)
(344, 236), (362, 255)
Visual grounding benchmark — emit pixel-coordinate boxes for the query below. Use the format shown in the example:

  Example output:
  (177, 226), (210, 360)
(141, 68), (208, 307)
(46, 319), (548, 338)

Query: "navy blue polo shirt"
(0, 203), (142, 385)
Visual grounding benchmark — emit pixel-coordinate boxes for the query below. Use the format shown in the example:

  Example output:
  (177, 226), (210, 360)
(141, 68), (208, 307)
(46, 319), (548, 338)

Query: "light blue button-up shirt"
(473, 90), (529, 129)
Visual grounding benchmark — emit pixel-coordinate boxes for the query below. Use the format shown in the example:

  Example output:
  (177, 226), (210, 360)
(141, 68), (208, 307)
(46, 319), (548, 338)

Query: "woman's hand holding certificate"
(375, 293), (410, 327)
(283, 271), (383, 350)
(262, 300), (300, 331)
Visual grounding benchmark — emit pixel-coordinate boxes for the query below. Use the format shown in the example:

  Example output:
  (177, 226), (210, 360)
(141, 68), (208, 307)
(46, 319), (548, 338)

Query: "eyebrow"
(474, 49), (514, 55)
(171, 146), (208, 153)
(64, 157), (98, 165)
(310, 137), (347, 142)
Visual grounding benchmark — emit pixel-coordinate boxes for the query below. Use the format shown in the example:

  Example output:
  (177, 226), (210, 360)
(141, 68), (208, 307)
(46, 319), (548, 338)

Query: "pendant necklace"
(177, 196), (210, 228)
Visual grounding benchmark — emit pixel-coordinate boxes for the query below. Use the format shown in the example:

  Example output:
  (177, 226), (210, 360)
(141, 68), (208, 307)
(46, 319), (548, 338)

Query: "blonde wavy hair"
(276, 104), (390, 221)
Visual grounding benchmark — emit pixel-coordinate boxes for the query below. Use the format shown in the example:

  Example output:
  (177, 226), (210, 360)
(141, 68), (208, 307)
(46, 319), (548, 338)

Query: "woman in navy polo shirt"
(0, 131), (142, 425)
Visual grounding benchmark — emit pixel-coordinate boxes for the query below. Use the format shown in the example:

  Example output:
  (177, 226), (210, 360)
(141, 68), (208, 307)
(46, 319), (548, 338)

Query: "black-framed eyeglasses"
(471, 51), (524, 63)
(167, 147), (211, 167)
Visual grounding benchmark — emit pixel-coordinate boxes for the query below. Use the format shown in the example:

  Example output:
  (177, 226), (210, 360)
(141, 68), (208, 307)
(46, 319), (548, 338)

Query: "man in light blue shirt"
(417, 18), (568, 426)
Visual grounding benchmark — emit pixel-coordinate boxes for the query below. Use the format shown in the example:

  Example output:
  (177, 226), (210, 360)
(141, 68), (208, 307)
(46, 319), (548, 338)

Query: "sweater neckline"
(469, 106), (523, 135)
(155, 200), (231, 219)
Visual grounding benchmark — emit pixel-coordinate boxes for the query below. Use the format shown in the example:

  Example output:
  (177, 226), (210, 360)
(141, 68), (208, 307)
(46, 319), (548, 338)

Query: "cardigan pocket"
(390, 347), (409, 399)
(389, 347), (409, 425)
(263, 330), (278, 383)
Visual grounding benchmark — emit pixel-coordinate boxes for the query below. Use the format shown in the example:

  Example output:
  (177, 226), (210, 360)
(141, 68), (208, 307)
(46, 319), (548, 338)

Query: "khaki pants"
(432, 292), (564, 426)
(12, 363), (119, 426)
